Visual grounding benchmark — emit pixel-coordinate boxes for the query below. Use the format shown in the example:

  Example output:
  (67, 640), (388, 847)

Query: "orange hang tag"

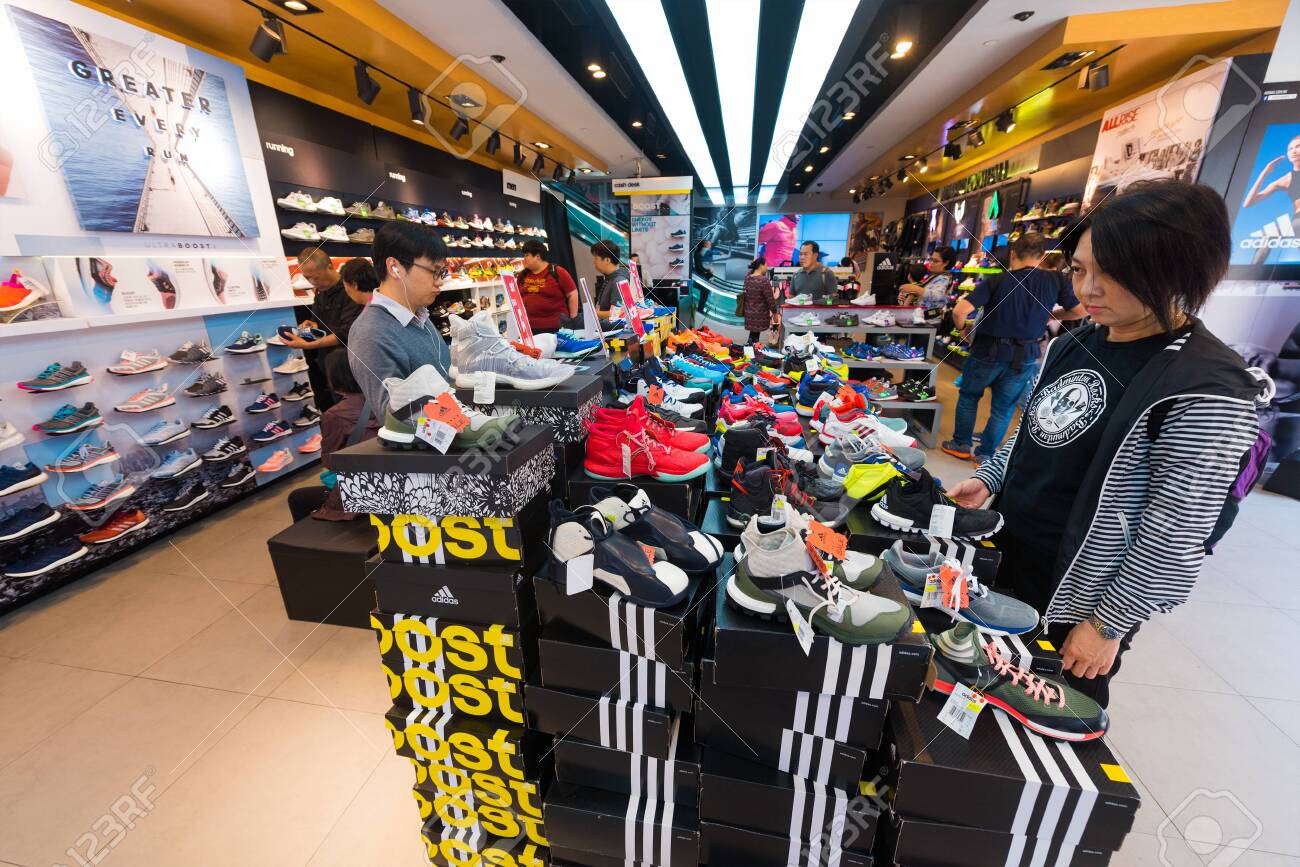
(938, 561), (970, 610)
(805, 541), (832, 576)
(807, 520), (848, 561)
(424, 393), (470, 432)
(638, 542), (656, 566)
(647, 384), (665, 406)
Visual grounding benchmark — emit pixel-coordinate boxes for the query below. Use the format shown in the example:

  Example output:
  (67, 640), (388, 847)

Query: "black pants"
(304, 348), (339, 412)
(991, 529), (1139, 709)
(287, 485), (329, 523)
(748, 330), (762, 344)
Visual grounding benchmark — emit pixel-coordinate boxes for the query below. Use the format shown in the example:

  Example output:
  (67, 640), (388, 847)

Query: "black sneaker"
(162, 484), (209, 512)
(898, 379), (937, 402)
(292, 404), (321, 428)
(826, 313), (859, 327)
(202, 436), (247, 462)
(715, 422), (772, 480)
(871, 467), (1004, 540)
(169, 341), (214, 364)
(647, 403), (707, 434)
(547, 500), (689, 607)
(220, 462), (256, 488)
(284, 381), (314, 402)
(726, 460), (778, 528)
(191, 405), (235, 430)
(184, 372), (227, 397)
(559, 313), (585, 331)
(770, 448), (844, 502)
(0, 503), (61, 542)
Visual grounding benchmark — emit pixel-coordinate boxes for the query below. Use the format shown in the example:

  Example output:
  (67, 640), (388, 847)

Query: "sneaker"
(219, 463), (256, 488)
(184, 373), (228, 397)
(819, 396), (917, 449)
(883, 542), (1040, 635)
(0, 504), (61, 542)
(897, 380), (937, 402)
(162, 483), (209, 512)
(0, 270), (46, 313)
(372, 202), (396, 220)
(726, 518), (909, 645)
(941, 439), (973, 460)
(202, 437), (247, 462)
(284, 381), (314, 402)
(18, 361), (92, 392)
(320, 224), (350, 243)
(280, 222), (320, 241)
(225, 332), (266, 354)
(152, 449), (201, 479)
(863, 311), (895, 327)
(245, 393), (281, 414)
(849, 294), (876, 307)
(79, 509), (149, 545)
(2, 539), (87, 578)
(871, 468), (1003, 540)
(45, 443), (119, 474)
(273, 354), (309, 375)
(35, 403), (103, 435)
(115, 385), (174, 413)
(276, 190), (317, 212)
(251, 420), (293, 443)
(596, 398), (709, 454)
(583, 412), (708, 482)
(449, 312), (576, 390)
(298, 433), (322, 454)
(377, 364), (517, 449)
(108, 350), (167, 376)
(257, 449), (293, 472)
(193, 404), (237, 431)
(819, 434), (925, 478)
(547, 502), (689, 607)
(0, 421), (20, 452)
(68, 476), (135, 511)
(590, 483), (723, 573)
(292, 404), (321, 428)
(0, 463), (47, 496)
(554, 332), (602, 359)
(142, 419), (190, 445)
(169, 341), (215, 364)
(454, 215), (470, 229)
(315, 196), (344, 216)
(347, 227), (375, 244)
(881, 342), (925, 361)
(344, 201), (373, 218)
(931, 623), (1109, 741)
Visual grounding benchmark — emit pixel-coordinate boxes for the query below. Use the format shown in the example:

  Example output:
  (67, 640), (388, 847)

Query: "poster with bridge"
(7, 5), (258, 238)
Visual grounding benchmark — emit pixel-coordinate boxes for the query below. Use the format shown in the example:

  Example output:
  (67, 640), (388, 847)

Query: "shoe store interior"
(2, 0), (1300, 865)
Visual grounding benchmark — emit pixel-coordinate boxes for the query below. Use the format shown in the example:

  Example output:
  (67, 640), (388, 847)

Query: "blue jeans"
(952, 355), (1037, 458)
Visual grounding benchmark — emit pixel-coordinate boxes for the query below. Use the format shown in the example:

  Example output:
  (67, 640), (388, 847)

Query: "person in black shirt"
(942, 233), (1086, 463)
(590, 239), (630, 322)
(284, 249), (364, 410)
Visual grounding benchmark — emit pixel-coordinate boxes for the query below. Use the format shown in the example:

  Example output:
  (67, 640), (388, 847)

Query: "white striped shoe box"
(524, 685), (676, 760)
(553, 715), (701, 807)
(914, 606), (1064, 676)
(699, 748), (880, 859)
(542, 781), (698, 867)
(419, 814), (549, 867)
(886, 815), (1112, 867)
(537, 624), (695, 715)
(533, 573), (710, 672)
(699, 820), (873, 867)
(712, 570), (931, 702)
(889, 692), (1140, 854)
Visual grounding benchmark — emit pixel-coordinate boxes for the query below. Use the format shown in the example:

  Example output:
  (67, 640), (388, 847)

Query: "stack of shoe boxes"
(528, 565), (713, 866)
(332, 426), (557, 866)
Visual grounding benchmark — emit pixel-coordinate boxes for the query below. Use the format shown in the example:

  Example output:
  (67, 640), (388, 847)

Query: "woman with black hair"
(897, 246), (956, 314)
(947, 180), (1269, 708)
(742, 257), (777, 344)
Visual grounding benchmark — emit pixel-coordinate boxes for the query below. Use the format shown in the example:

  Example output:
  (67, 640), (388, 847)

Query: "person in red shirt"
(517, 239), (578, 332)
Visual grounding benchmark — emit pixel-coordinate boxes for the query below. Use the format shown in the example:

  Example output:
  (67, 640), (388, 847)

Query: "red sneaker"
(694, 326), (732, 346)
(624, 396), (709, 453)
(584, 414), (708, 482)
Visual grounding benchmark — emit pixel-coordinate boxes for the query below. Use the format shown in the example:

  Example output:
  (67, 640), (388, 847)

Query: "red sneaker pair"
(586, 402), (709, 482)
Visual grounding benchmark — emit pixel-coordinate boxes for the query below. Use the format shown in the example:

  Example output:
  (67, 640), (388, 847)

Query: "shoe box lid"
(701, 461), (732, 499)
(566, 472), (703, 524)
(914, 606), (1063, 677)
(882, 814), (1112, 867)
(542, 781), (699, 867)
(699, 819), (873, 867)
(369, 490), (551, 571)
(698, 655), (889, 753)
(367, 549), (544, 627)
(457, 372), (601, 409)
(419, 815), (550, 867)
(538, 623), (696, 715)
(888, 692), (1139, 852)
(532, 570), (711, 673)
(699, 747), (880, 856)
(698, 497), (742, 549)
(711, 562), (932, 702)
(334, 424), (554, 516)
(524, 684), (679, 760)
(553, 714), (701, 808)
(842, 510), (1003, 583)
(385, 704), (551, 781)
(410, 756), (548, 827)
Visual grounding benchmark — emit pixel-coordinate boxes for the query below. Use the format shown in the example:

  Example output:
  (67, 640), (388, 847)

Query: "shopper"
(742, 257), (778, 344)
(758, 214), (798, 267)
(590, 239), (630, 321)
(837, 255), (860, 302)
(692, 240), (715, 280)
(947, 180), (1269, 708)
(942, 232), (1087, 463)
(348, 221), (452, 418)
(897, 246), (956, 311)
(516, 240), (578, 333)
(790, 241), (836, 302)
(629, 252), (646, 287)
(284, 249), (364, 410)
(287, 350), (379, 522)
(340, 257), (377, 306)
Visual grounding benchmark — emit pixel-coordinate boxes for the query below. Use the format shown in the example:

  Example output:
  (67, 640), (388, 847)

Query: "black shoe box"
(698, 496), (742, 549)
(711, 566), (932, 701)
(566, 469), (704, 523)
(385, 706), (550, 782)
(532, 571), (711, 672)
(538, 623), (696, 714)
(841, 511), (1003, 583)
(882, 814), (1112, 867)
(888, 691), (1140, 853)
(553, 714), (701, 807)
(268, 515), (378, 629)
(700, 748), (880, 856)
(701, 819), (873, 867)
(410, 756), (548, 825)
(420, 816), (549, 866)
(369, 490), (551, 568)
(542, 782), (699, 866)
(914, 606), (1064, 676)
(368, 556), (542, 626)
(702, 461), (732, 499)
(524, 685), (677, 759)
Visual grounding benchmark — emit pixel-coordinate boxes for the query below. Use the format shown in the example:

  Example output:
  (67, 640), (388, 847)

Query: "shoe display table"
(267, 515), (377, 628)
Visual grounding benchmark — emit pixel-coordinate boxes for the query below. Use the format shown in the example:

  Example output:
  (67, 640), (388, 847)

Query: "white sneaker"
(469, 215), (485, 230)
(448, 312), (576, 390)
(0, 421), (23, 452)
(620, 378), (703, 418)
(849, 293), (876, 306)
(281, 222), (319, 241)
(274, 354), (309, 374)
(863, 311), (895, 327)
(276, 191), (317, 212)
(320, 224), (350, 242)
(291, 272), (312, 291)
(316, 196), (345, 216)
(822, 408), (917, 449)
(788, 294), (813, 305)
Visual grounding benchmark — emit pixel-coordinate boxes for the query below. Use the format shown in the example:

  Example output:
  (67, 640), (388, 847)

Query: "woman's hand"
(946, 478), (990, 509)
(1060, 621), (1121, 679)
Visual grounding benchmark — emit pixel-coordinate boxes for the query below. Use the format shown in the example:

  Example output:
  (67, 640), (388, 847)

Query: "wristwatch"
(1087, 614), (1123, 641)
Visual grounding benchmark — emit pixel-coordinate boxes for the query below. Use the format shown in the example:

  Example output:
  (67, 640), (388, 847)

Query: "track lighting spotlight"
(896, 169), (906, 182)
(532, 153), (546, 174)
(407, 87), (424, 125)
(995, 109), (1016, 132)
(353, 60), (380, 105)
(249, 12), (285, 62)
(967, 127), (986, 148)
(513, 141), (524, 166)
(448, 113), (469, 141)
(485, 129), (501, 155)
(567, 169), (577, 184)
(552, 162), (564, 182)
(944, 141), (962, 160)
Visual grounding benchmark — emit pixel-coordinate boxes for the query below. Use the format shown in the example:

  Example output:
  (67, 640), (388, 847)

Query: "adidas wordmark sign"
(431, 585), (460, 605)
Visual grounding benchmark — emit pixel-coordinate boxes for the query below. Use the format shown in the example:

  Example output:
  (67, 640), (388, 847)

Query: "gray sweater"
(347, 294), (451, 419)
(790, 264), (837, 300)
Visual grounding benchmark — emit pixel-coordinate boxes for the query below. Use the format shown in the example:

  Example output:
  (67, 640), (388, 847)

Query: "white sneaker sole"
(725, 574), (780, 615)
(0, 431), (24, 451)
(870, 501), (1004, 540)
(109, 361), (168, 375)
(0, 508), (61, 542)
(454, 369), (575, 391)
(0, 471), (48, 497)
(117, 398), (175, 413)
(164, 491), (210, 511)
(225, 345), (267, 355)
(5, 545), (87, 578)
(146, 429), (191, 446)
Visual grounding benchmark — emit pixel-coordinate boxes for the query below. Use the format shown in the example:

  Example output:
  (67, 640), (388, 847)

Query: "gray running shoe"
(152, 449), (201, 480)
(45, 442), (119, 474)
(378, 364), (518, 450)
(142, 419), (189, 445)
(819, 434), (925, 478)
(115, 385), (174, 413)
(35, 403), (103, 435)
(184, 372), (227, 397)
(169, 340), (215, 364)
(734, 507), (881, 591)
(882, 541), (1040, 635)
(19, 361), (92, 392)
(449, 312), (576, 390)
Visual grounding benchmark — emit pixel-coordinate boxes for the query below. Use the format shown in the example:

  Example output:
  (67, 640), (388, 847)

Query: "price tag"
(565, 553), (594, 595)
(920, 571), (943, 608)
(785, 599), (814, 655)
(473, 371), (496, 405)
(928, 503), (956, 538)
(425, 393), (470, 432)
(937, 683), (986, 739)
(638, 542), (656, 566)
(755, 447), (772, 462)
(622, 443), (632, 479)
(415, 416), (457, 453)
(805, 358), (820, 373)
(807, 520), (848, 560)
(743, 346), (755, 359)
(768, 495), (788, 523)
(647, 384), (664, 406)
(939, 561), (970, 611)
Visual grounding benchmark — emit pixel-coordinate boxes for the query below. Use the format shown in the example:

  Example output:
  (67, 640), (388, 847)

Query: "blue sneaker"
(795, 370), (843, 416)
(0, 503), (61, 543)
(2, 538), (87, 578)
(554, 332), (601, 359)
(0, 462), (47, 497)
(142, 419), (190, 446)
(152, 449), (201, 480)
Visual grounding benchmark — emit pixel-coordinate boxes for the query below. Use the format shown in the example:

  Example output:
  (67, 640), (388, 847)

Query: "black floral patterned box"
(459, 374), (603, 445)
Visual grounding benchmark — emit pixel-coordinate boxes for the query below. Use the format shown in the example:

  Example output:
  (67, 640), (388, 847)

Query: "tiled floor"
(0, 368), (1296, 867)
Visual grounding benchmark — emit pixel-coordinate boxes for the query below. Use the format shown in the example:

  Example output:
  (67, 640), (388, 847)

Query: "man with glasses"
(790, 240), (837, 302)
(347, 221), (452, 418)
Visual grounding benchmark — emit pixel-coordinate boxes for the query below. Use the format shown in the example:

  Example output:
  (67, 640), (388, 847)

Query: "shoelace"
(36, 364), (60, 379)
(984, 642), (1064, 707)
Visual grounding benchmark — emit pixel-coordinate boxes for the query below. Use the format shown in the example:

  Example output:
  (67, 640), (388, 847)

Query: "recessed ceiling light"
(532, 141), (551, 149)
(274, 0), (320, 13)
(592, 69), (607, 79)
(891, 40), (912, 58)
(579, 167), (593, 173)
(1042, 49), (1095, 71)
(587, 62), (603, 72)
(283, 0), (308, 10)
(631, 120), (643, 128)
(656, 153), (667, 159)
(842, 111), (856, 120)
(449, 93), (481, 109)
(803, 164), (813, 173)
(919, 164), (928, 173)
(794, 181), (801, 187)
(848, 188), (857, 194)
(901, 154), (916, 160)
(819, 145), (830, 153)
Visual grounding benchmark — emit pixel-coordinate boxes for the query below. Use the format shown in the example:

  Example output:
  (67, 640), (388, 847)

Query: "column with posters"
(612, 177), (693, 287)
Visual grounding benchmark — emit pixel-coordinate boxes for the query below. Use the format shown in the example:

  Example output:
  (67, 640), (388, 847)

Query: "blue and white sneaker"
(554, 332), (601, 359)
(0, 504), (61, 542)
(142, 419), (190, 446)
(2, 539), (87, 578)
(151, 449), (201, 480)
(0, 463), (47, 497)
(882, 541), (1039, 636)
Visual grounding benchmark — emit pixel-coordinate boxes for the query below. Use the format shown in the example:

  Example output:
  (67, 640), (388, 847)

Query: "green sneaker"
(930, 623), (1110, 741)
(377, 364), (517, 450)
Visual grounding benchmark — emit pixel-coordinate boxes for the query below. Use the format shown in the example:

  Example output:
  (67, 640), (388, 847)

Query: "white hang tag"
(928, 504), (956, 538)
(743, 345), (755, 359)
(566, 553), (595, 595)
(785, 599), (814, 655)
(415, 417), (456, 453)
(921, 571), (943, 609)
(805, 358), (820, 372)
(756, 447), (772, 462)
(622, 443), (632, 478)
(473, 371), (496, 404)
(937, 683), (986, 739)
(768, 495), (788, 523)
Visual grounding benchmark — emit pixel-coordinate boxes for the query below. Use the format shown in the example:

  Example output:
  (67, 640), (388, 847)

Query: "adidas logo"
(430, 585), (459, 605)
(1241, 214), (1300, 250)
(876, 257), (894, 270)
